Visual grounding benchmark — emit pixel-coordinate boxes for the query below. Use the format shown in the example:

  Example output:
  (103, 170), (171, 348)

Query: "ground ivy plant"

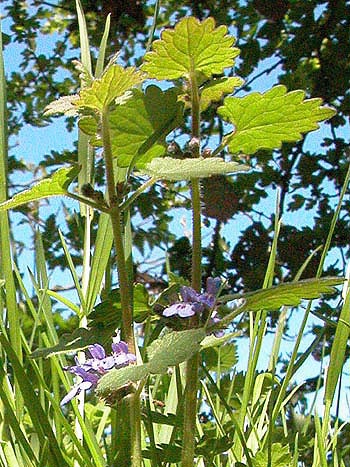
(0, 14), (342, 467)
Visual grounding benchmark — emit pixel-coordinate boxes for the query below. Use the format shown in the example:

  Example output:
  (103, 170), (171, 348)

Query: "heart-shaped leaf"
(0, 165), (80, 212)
(142, 17), (239, 80)
(219, 85), (336, 154)
(75, 64), (144, 111)
(108, 86), (184, 167)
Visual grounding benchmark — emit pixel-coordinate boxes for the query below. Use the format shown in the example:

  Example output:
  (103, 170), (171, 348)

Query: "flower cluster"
(61, 339), (136, 406)
(163, 277), (222, 330)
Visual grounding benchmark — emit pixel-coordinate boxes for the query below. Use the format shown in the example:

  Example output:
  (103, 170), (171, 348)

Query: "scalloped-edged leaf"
(138, 157), (249, 180)
(108, 85), (184, 167)
(30, 325), (114, 359)
(0, 165), (80, 212)
(142, 17), (239, 80)
(218, 85), (336, 154)
(78, 116), (99, 136)
(200, 77), (244, 112)
(201, 342), (238, 372)
(74, 64), (144, 112)
(88, 284), (151, 327)
(44, 95), (80, 116)
(95, 365), (143, 400)
(253, 443), (291, 467)
(220, 277), (343, 313)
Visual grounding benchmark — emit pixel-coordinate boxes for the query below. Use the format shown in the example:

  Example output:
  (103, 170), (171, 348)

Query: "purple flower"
(61, 339), (136, 406)
(60, 368), (99, 406)
(80, 344), (116, 374)
(112, 339), (137, 368)
(163, 277), (222, 319)
(163, 301), (199, 318)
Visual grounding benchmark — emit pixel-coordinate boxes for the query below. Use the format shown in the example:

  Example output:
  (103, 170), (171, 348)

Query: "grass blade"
(95, 14), (111, 78)
(0, 15), (23, 417)
(86, 212), (113, 312)
(0, 333), (70, 466)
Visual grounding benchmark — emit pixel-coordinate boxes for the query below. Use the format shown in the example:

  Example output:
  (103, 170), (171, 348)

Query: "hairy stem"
(181, 67), (201, 467)
(189, 67), (202, 290)
(191, 181), (202, 291)
(101, 109), (134, 351)
(181, 352), (200, 466)
(101, 109), (141, 467)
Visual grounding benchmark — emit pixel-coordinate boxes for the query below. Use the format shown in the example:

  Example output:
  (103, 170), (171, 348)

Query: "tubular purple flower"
(163, 302), (198, 318)
(180, 286), (201, 303)
(112, 340), (129, 354)
(88, 343), (106, 360)
(162, 277), (222, 320)
(112, 339), (137, 368)
(60, 369), (99, 406)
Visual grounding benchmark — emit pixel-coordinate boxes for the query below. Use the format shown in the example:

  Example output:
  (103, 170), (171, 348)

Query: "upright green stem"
(189, 68), (202, 290)
(101, 109), (134, 351)
(130, 392), (142, 466)
(181, 68), (201, 467)
(181, 352), (200, 466)
(101, 109), (141, 467)
(191, 181), (202, 291)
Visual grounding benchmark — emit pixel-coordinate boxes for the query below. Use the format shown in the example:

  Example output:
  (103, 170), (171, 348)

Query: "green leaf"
(44, 95), (80, 116)
(96, 329), (206, 398)
(95, 14), (111, 79)
(220, 277), (343, 314)
(138, 156), (249, 180)
(200, 77), (244, 112)
(89, 284), (151, 326)
(0, 165), (80, 212)
(200, 331), (240, 350)
(74, 64), (144, 111)
(142, 16), (239, 80)
(30, 325), (114, 359)
(78, 116), (103, 148)
(96, 364), (150, 400)
(146, 328), (206, 373)
(253, 443), (291, 467)
(108, 86), (183, 167)
(78, 116), (100, 138)
(218, 85), (336, 154)
(324, 281), (350, 405)
(201, 342), (238, 372)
